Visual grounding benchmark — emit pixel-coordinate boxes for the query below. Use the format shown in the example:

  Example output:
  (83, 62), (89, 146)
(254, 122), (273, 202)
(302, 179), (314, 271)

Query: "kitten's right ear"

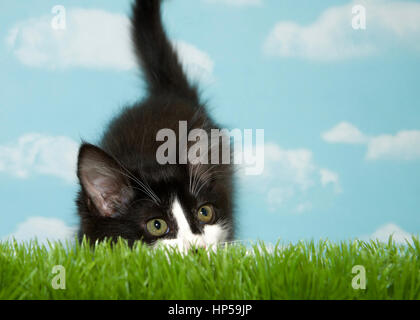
(77, 144), (134, 217)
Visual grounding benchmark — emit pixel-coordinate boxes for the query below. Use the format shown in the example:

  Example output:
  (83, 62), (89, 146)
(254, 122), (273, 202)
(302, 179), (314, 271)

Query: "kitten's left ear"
(77, 143), (134, 217)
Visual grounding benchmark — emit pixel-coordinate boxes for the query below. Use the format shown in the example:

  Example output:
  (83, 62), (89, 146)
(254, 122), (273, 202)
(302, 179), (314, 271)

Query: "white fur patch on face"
(157, 198), (228, 252)
(203, 224), (228, 245)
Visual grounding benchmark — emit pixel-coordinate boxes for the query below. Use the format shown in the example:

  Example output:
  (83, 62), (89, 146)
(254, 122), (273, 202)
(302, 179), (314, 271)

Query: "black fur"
(75, 0), (234, 246)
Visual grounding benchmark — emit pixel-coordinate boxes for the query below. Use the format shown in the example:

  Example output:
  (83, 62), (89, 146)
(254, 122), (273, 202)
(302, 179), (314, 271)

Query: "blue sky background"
(1, 0), (419, 244)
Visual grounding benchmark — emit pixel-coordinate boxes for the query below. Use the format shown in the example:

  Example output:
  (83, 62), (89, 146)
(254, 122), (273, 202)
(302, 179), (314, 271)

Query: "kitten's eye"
(146, 219), (168, 236)
(197, 205), (214, 223)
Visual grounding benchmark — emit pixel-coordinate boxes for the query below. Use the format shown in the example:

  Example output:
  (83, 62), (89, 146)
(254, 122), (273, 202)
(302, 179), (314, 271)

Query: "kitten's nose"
(189, 247), (205, 255)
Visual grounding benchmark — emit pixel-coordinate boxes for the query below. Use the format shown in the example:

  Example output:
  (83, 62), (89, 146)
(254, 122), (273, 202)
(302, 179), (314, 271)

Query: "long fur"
(131, 0), (198, 101)
(75, 0), (235, 246)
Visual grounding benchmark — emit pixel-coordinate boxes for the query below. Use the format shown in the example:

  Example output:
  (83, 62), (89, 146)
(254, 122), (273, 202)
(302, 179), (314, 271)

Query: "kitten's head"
(76, 143), (234, 251)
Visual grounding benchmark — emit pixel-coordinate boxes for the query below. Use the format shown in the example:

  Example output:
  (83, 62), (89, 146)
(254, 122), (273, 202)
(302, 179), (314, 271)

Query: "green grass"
(0, 237), (419, 300)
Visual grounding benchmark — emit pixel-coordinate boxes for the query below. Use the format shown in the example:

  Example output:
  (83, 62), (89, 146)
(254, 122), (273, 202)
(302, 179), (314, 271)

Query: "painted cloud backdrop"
(1, 0), (419, 244)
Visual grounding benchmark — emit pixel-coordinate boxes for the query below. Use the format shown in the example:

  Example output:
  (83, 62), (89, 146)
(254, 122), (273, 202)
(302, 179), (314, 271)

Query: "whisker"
(191, 162), (202, 196)
(194, 172), (230, 197)
(191, 163), (219, 197)
(107, 166), (160, 205)
(189, 163), (194, 194)
(113, 160), (161, 204)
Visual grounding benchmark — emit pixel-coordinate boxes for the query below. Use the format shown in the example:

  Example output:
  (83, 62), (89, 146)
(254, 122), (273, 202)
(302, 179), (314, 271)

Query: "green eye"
(197, 205), (214, 223)
(146, 219), (168, 236)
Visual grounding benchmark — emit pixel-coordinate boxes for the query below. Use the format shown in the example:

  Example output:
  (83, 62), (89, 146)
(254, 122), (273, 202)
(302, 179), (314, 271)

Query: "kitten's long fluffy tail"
(131, 0), (198, 101)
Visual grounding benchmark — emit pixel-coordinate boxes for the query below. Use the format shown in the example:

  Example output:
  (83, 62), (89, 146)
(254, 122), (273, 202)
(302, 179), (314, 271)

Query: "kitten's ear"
(77, 143), (134, 217)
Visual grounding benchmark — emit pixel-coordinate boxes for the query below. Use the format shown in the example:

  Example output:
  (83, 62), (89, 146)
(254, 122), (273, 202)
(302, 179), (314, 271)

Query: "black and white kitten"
(76, 0), (234, 250)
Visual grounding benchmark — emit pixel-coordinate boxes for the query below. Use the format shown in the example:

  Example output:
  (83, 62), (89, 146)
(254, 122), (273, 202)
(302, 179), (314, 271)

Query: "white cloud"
(295, 202), (312, 214)
(323, 122), (420, 161)
(364, 223), (415, 244)
(367, 130), (420, 160)
(239, 142), (340, 212)
(204, 0), (262, 6)
(319, 168), (342, 193)
(322, 122), (368, 144)
(0, 133), (79, 183)
(263, 0), (420, 60)
(6, 8), (214, 83)
(262, 143), (317, 191)
(173, 40), (214, 84)
(267, 187), (295, 211)
(7, 9), (134, 70)
(4, 217), (76, 245)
